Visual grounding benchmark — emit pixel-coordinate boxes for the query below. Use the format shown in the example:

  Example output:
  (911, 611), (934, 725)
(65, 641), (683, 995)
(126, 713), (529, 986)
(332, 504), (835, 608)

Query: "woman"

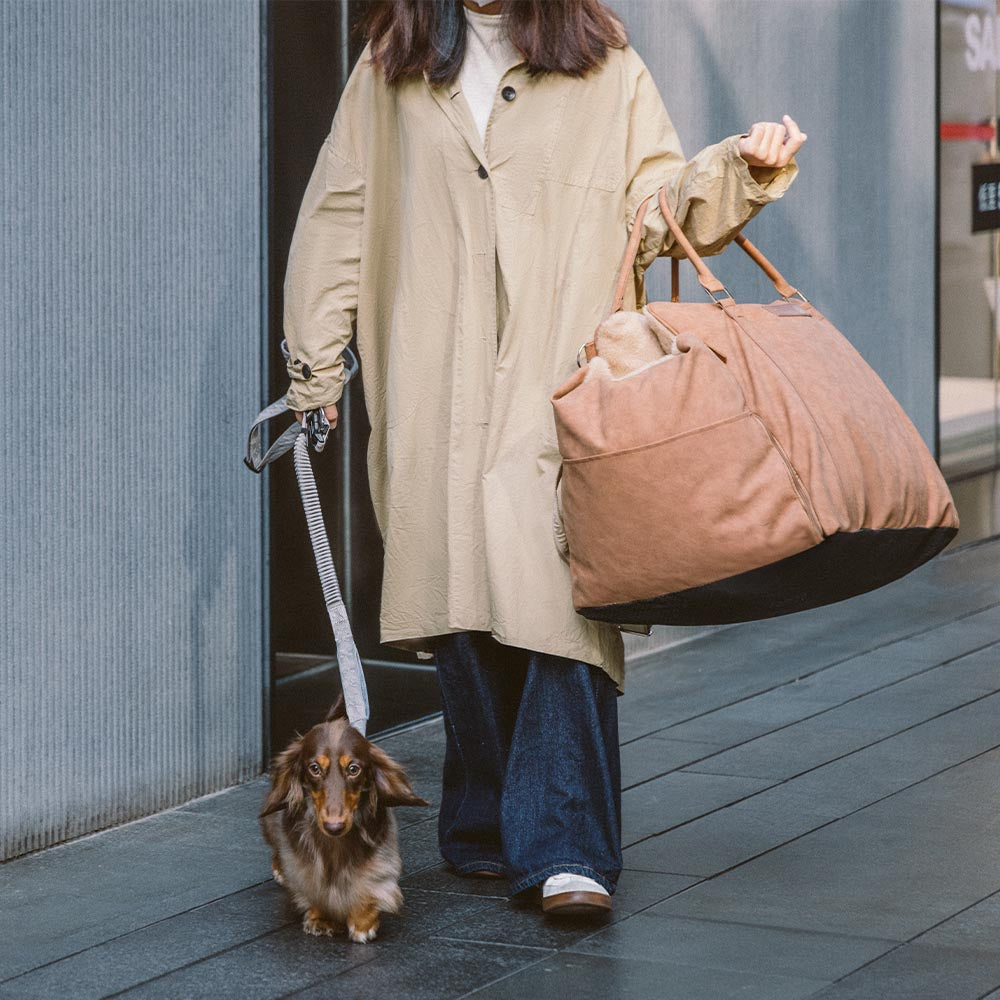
(284, 0), (805, 917)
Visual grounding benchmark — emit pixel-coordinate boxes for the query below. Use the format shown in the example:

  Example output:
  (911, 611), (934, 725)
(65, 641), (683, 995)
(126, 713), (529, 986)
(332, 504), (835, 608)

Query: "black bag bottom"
(579, 526), (959, 627)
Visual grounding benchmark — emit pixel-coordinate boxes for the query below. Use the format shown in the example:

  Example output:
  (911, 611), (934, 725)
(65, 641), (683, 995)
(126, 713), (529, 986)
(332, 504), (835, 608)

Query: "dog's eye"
(347, 762), (361, 777)
(308, 762), (322, 776)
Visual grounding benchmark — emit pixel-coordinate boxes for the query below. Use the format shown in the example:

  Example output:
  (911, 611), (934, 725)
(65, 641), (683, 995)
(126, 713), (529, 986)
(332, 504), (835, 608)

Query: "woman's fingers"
(740, 116), (808, 168)
(291, 404), (338, 429)
(767, 122), (786, 164)
(743, 121), (767, 161)
(741, 122), (780, 166)
(777, 114), (807, 165)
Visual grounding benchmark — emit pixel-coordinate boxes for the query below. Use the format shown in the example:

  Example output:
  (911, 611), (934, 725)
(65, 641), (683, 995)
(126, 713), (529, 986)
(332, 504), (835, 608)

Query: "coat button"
(302, 363), (312, 379)
(478, 164), (488, 179)
(501, 85), (516, 101)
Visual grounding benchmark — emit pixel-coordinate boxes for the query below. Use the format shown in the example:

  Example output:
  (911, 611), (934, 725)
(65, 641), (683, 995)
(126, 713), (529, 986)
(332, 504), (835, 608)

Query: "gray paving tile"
(289, 937), (553, 1000)
(620, 563), (1000, 745)
(0, 802), (443, 983)
(172, 777), (272, 818)
(648, 747), (1000, 940)
(806, 943), (1000, 999)
(372, 719), (447, 821)
(377, 887), (501, 941)
(678, 643), (1000, 780)
(0, 882), (297, 999)
(620, 736), (728, 787)
(0, 811), (272, 979)
(625, 556), (997, 687)
(0, 879), (497, 999)
(756, 691), (1000, 816)
(623, 783), (834, 877)
(399, 815), (449, 876)
(909, 889), (1000, 953)
(431, 870), (698, 951)
(655, 615), (1000, 746)
(623, 770), (775, 845)
(619, 648), (828, 745)
(399, 861), (511, 898)
(568, 911), (896, 981)
(624, 691), (1000, 876)
(99, 923), (372, 999)
(459, 948), (828, 1000)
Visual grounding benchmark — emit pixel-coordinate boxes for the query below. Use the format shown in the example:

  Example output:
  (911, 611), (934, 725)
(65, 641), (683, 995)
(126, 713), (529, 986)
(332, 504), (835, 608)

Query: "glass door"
(938, 0), (1000, 542)
(265, 0), (441, 753)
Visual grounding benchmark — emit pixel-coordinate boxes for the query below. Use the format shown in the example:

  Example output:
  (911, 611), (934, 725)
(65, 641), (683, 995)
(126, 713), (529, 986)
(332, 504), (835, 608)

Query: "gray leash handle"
(243, 341), (369, 736)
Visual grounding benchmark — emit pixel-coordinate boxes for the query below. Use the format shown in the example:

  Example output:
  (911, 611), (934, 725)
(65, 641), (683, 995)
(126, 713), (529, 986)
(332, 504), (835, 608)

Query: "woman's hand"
(738, 114), (807, 169)
(291, 403), (339, 429)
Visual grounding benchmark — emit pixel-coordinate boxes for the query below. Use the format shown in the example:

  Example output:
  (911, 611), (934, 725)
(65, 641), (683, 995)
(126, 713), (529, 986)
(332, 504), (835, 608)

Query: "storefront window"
(939, 0), (1000, 541)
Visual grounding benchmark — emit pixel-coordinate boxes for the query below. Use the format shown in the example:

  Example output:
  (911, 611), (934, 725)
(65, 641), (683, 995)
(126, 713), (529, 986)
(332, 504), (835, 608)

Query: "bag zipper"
(750, 413), (824, 542)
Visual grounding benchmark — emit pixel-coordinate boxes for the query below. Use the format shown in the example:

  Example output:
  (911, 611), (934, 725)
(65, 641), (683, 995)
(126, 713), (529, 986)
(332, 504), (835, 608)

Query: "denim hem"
(446, 858), (507, 877)
(507, 861), (618, 897)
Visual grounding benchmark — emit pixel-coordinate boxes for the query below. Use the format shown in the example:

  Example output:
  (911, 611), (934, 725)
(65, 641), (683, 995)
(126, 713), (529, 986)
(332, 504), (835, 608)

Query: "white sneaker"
(541, 872), (609, 897)
(540, 871), (612, 914)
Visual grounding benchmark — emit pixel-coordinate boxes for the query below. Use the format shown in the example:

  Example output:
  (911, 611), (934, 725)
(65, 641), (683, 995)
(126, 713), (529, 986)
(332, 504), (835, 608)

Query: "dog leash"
(243, 339), (370, 737)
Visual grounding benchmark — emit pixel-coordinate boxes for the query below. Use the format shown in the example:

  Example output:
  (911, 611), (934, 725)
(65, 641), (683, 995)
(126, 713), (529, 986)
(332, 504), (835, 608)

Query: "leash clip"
(304, 408), (330, 453)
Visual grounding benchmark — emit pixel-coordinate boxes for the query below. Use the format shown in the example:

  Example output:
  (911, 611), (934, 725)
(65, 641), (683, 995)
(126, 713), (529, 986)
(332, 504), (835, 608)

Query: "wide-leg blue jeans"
(432, 629), (623, 897)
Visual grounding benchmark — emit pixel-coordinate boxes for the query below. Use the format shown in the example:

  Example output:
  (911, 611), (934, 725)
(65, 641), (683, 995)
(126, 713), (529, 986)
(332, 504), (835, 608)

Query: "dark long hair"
(354, 0), (629, 87)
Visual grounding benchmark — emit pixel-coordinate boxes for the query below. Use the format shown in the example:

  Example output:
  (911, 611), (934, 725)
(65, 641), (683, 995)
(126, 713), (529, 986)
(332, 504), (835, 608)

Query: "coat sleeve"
(623, 57), (798, 274)
(282, 52), (370, 412)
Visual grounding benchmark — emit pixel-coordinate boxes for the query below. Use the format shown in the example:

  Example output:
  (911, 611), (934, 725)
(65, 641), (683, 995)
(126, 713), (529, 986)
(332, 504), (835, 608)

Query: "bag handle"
(605, 190), (726, 318)
(605, 182), (806, 320)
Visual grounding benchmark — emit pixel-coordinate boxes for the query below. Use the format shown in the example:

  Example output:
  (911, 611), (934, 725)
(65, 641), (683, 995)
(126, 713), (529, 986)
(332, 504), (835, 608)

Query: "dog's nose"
(323, 818), (346, 834)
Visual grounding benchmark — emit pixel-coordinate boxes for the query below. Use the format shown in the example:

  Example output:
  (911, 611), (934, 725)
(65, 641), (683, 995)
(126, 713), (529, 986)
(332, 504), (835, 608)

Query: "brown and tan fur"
(259, 692), (429, 942)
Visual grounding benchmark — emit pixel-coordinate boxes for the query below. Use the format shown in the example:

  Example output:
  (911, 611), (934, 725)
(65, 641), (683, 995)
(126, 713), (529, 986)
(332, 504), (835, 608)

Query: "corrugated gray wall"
(1, 0), (266, 859)
(618, 0), (937, 661)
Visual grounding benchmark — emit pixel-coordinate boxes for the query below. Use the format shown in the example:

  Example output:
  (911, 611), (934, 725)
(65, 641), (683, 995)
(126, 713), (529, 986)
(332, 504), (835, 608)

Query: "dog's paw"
(348, 920), (379, 943)
(303, 909), (343, 937)
(272, 867), (286, 886)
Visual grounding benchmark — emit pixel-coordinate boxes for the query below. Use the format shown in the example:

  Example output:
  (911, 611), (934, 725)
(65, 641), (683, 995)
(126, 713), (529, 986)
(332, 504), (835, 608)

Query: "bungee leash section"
(244, 339), (369, 737)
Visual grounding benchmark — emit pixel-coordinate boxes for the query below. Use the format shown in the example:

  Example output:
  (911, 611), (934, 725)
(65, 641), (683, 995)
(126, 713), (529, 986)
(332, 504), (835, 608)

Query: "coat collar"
(423, 57), (526, 164)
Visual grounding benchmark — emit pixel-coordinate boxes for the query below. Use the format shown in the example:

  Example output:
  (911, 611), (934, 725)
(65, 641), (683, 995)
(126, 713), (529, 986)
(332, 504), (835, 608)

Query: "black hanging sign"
(973, 162), (1000, 233)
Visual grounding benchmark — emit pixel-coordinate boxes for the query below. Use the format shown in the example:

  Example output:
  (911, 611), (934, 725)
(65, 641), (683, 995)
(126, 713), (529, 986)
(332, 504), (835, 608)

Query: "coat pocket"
(560, 409), (825, 611)
(543, 106), (626, 193)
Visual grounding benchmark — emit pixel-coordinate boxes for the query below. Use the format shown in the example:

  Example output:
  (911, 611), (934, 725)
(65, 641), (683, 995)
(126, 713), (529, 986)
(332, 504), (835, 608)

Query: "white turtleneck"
(459, 4), (522, 143)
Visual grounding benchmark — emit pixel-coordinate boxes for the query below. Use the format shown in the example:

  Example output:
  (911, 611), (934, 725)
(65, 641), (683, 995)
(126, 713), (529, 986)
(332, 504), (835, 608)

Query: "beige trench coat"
(282, 38), (798, 695)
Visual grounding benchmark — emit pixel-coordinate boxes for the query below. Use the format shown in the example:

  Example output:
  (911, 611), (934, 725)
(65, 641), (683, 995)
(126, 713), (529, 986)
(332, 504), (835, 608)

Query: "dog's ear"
(366, 743), (430, 808)
(325, 690), (347, 723)
(259, 736), (307, 818)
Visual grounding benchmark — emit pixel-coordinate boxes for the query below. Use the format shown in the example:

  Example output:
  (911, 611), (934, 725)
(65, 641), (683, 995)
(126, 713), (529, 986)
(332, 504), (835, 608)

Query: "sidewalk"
(3, 537), (1000, 999)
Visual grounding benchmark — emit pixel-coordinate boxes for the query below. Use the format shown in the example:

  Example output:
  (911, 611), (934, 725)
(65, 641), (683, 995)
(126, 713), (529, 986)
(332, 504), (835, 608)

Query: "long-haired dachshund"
(259, 692), (429, 942)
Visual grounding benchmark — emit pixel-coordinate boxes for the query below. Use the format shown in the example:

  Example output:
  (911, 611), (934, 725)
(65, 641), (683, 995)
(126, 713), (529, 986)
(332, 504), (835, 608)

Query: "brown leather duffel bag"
(550, 183), (959, 627)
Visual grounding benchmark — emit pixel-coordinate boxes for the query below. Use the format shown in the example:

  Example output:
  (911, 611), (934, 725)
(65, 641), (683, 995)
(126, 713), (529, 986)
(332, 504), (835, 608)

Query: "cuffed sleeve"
(282, 42), (374, 413)
(282, 136), (364, 412)
(623, 59), (798, 276)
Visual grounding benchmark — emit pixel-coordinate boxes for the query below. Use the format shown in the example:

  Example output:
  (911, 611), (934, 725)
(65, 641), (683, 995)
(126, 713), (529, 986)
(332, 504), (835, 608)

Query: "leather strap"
(589, 181), (805, 361)
(657, 185), (804, 302)
(654, 185), (730, 298)
(732, 232), (797, 298)
(608, 192), (652, 316)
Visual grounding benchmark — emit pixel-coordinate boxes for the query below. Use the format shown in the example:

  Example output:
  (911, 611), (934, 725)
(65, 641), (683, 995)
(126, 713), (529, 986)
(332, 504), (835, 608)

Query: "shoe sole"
(541, 890), (612, 915)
